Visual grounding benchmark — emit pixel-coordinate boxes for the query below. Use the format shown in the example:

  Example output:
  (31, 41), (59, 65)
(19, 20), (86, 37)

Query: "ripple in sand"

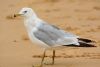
(45, 0), (59, 3)
(22, 36), (29, 41)
(93, 6), (100, 10)
(86, 16), (100, 21)
(13, 40), (17, 42)
(6, 14), (15, 19)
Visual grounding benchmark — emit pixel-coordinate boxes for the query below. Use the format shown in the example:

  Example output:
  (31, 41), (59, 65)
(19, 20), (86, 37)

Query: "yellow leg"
(40, 50), (46, 67)
(52, 50), (55, 64)
(44, 50), (55, 65)
(34, 49), (55, 67)
(32, 50), (46, 67)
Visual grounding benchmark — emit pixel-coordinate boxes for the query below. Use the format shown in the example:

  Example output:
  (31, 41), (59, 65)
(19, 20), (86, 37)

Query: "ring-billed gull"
(14, 7), (96, 67)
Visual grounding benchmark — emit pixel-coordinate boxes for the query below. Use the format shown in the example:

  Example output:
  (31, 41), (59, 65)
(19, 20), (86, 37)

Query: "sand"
(0, 0), (100, 67)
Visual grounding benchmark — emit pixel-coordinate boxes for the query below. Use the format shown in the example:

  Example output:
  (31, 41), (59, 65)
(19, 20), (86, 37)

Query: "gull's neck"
(24, 12), (37, 20)
(24, 15), (41, 25)
(24, 14), (43, 32)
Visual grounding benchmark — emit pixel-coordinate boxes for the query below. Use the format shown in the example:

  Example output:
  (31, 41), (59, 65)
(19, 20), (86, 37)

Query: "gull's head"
(14, 7), (37, 18)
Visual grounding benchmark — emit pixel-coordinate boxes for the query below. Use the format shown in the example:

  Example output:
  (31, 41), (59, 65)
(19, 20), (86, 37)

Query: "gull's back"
(33, 21), (79, 47)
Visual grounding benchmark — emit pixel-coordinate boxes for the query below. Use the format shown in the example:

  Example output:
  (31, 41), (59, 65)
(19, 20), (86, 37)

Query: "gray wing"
(33, 23), (60, 46)
(38, 23), (78, 38)
(59, 30), (79, 38)
(51, 25), (76, 37)
(33, 29), (57, 46)
(33, 22), (79, 46)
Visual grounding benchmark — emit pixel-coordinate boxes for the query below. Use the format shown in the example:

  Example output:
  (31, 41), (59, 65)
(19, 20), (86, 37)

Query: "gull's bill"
(14, 14), (22, 17)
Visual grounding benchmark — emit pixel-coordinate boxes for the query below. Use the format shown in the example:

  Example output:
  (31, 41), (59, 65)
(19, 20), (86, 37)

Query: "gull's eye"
(24, 11), (27, 13)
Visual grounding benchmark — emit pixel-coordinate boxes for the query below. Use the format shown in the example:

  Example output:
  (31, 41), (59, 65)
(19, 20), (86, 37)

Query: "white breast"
(28, 27), (50, 48)
(24, 19), (49, 48)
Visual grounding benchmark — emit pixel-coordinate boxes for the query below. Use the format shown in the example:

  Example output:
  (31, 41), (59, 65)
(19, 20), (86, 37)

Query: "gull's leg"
(33, 50), (46, 67)
(52, 50), (55, 65)
(40, 50), (46, 67)
(44, 49), (55, 65)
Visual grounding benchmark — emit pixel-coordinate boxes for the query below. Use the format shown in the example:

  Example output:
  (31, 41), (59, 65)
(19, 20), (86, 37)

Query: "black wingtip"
(63, 42), (96, 47)
(63, 38), (96, 47)
(63, 44), (96, 47)
(78, 42), (96, 47)
(78, 38), (96, 43)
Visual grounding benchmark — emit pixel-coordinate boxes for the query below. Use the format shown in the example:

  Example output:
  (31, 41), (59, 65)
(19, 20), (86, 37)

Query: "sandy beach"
(0, 0), (100, 67)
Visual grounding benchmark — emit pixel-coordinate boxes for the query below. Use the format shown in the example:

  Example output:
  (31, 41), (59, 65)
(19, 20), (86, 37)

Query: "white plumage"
(18, 7), (79, 48)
